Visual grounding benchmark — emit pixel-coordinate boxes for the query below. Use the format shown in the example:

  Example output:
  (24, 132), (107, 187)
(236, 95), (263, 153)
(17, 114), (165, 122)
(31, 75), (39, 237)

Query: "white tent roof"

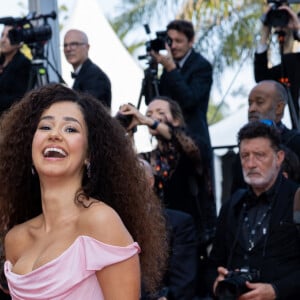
(60, 0), (144, 114)
(209, 106), (247, 150)
(60, 0), (152, 152)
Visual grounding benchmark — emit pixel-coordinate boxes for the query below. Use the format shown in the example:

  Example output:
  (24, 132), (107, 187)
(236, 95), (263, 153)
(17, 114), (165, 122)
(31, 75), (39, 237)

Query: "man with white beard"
(231, 80), (300, 193)
(206, 121), (300, 300)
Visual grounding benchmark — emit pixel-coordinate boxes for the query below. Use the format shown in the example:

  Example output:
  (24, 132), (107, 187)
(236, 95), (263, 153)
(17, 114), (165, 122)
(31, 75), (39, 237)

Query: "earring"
(31, 165), (35, 176)
(86, 162), (91, 178)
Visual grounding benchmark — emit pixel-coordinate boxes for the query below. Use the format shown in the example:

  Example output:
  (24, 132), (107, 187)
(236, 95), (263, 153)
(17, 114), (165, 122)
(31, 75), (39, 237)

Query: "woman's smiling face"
(32, 101), (89, 179)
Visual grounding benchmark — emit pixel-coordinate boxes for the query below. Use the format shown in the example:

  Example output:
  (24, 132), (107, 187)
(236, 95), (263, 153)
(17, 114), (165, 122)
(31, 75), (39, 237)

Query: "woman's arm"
(118, 103), (172, 140)
(96, 254), (140, 300)
(83, 203), (141, 300)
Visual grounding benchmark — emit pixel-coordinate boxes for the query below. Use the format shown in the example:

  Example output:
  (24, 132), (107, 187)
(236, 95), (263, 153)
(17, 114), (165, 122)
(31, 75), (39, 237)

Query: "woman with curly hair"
(0, 83), (168, 300)
(119, 96), (217, 299)
(119, 97), (216, 244)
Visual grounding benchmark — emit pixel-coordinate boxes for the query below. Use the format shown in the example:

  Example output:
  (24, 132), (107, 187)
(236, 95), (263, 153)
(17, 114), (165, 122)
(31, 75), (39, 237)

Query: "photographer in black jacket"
(207, 121), (300, 300)
(254, 2), (300, 123)
(147, 20), (212, 152)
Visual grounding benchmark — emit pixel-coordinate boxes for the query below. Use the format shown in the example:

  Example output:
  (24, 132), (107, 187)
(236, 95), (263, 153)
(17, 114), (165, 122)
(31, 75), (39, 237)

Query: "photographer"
(254, 2), (300, 120)
(207, 121), (300, 300)
(0, 25), (31, 116)
(146, 20), (212, 150)
(118, 97), (216, 299)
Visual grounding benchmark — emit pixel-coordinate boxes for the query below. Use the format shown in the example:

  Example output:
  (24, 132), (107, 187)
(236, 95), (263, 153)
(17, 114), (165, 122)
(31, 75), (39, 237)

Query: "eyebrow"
(40, 115), (83, 128)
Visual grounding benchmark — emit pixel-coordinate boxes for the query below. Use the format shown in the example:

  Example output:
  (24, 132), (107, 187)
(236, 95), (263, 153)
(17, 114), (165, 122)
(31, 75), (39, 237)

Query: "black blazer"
(164, 209), (200, 300)
(208, 175), (300, 299)
(159, 49), (213, 149)
(141, 209), (200, 300)
(0, 51), (31, 116)
(72, 58), (111, 108)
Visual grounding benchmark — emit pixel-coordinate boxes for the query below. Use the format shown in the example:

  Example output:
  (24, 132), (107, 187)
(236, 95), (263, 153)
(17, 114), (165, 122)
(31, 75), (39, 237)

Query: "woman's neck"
(39, 179), (83, 231)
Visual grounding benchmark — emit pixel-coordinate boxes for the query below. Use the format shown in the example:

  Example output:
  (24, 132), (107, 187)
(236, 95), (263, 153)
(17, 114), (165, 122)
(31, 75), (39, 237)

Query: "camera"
(115, 113), (133, 129)
(215, 268), (260, 300)
(263, 0), (300, 27)
(0, 11), (56, 45)
(115, 103), (136, 129)
(146, 30), (172, 52)
(9, 24), (52, 45)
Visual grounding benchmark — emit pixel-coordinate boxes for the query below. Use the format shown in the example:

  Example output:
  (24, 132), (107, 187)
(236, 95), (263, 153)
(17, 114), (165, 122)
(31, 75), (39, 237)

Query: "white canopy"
(60, 0), (152, 152)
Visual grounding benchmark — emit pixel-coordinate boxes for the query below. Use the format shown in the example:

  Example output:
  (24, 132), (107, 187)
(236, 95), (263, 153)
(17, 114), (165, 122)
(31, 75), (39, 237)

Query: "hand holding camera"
(262, 0), (300, 29)
(138, 25), (176, 72)
(215, 267), (260, 299)
(150, 42), (177, 72)
(116, 103), (154, 132)
(259, 1), (300, 48)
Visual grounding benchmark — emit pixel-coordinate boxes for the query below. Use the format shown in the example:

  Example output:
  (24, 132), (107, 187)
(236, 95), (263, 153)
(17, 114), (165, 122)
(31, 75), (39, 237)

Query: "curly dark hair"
(0, 83), (168, 292)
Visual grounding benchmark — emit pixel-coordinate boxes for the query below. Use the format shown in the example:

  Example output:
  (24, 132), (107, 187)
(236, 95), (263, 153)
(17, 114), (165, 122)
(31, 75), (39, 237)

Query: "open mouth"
(43, 147), (67, 158)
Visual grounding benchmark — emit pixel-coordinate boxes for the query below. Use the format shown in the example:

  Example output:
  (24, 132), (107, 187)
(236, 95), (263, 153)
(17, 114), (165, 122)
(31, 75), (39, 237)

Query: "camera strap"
(226, 189), (247, 269)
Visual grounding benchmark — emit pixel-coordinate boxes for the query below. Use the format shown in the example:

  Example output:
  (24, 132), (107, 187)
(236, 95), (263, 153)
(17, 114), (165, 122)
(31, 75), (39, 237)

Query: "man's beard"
(243, 159), (278, 190)
(248, 111), (276, 123)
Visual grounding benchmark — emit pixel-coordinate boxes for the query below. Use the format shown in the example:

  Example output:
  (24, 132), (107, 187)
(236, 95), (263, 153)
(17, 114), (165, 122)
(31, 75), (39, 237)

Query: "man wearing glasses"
(63, 29), (111, 108)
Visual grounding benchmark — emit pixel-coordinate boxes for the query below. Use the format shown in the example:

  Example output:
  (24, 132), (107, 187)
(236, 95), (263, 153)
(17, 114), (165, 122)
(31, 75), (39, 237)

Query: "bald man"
(63, 29), (111, 108)
(231, 80), (300, 193)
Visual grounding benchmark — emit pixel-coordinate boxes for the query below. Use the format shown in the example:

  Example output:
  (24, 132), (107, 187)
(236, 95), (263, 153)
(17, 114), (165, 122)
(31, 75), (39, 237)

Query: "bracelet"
(150, 120), (160, 130)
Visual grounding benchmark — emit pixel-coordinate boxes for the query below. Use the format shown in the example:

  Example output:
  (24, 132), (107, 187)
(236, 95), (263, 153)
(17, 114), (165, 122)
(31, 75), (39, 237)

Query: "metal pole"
(28, 0), (62, 83)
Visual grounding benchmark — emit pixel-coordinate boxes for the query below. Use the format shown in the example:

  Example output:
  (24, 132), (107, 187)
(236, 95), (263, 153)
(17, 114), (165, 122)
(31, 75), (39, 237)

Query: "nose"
(48, 129), (63, 141)
(245, 154), (257, 169)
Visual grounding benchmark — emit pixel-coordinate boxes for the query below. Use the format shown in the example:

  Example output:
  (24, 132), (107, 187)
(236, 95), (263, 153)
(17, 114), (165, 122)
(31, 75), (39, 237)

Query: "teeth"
(43, 147), (67, 157)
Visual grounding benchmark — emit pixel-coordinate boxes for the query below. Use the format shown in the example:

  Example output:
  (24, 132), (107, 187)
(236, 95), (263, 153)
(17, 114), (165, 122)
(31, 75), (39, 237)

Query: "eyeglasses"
(63, 42), (86, 49)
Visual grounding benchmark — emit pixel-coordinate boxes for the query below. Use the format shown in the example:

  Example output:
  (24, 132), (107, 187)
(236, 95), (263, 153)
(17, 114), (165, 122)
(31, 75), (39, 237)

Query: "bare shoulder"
(78, 200), (134, 246)
(4, 216), (41, 263)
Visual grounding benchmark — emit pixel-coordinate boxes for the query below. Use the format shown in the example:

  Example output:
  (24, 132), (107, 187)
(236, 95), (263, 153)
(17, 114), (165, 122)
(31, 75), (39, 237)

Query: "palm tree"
(112, 1), (262, 70)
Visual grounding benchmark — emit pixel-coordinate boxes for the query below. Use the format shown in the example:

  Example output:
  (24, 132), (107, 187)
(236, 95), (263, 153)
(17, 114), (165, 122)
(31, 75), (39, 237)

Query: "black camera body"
(9, 24), (52, 45)
(215, 268), (260, 300)
(115, 112), (133, 129)
(146, 30), (172, 52)
(263, 0), (300, 27)
(115, 103), (136, 129)
(0, 11), (56, 45)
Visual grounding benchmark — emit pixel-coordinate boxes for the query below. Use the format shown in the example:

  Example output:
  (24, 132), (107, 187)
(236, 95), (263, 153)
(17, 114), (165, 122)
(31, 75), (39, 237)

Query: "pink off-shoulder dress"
(4, 235), (140, 300)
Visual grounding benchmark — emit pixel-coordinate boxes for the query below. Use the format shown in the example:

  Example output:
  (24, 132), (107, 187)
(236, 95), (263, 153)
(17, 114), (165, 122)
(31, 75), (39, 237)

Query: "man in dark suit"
(207, 121), (300, 300)
(149, 20), (212, 151)
(63, 29), (111, 108)
(139, 159), (200, 300)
